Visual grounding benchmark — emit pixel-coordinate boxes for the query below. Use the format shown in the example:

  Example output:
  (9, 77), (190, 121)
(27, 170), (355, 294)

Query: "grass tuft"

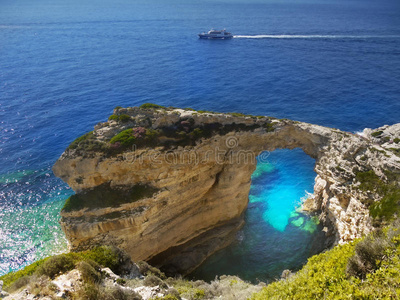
(140, 103), (165, 109)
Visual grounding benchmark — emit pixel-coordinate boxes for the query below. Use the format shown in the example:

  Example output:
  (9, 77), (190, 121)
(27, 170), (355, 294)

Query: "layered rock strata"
(53, 106), (400, 274)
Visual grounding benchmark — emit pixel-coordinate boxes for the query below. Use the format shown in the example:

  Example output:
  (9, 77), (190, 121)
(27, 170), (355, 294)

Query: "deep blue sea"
(1, 0), (399, 280)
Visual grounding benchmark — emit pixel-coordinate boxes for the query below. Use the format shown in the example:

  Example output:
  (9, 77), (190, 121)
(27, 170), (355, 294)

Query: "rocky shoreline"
(52, 104), (400, 275)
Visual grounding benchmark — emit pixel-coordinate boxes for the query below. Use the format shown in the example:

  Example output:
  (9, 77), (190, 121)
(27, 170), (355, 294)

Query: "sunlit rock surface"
(53, 106), (400, 274)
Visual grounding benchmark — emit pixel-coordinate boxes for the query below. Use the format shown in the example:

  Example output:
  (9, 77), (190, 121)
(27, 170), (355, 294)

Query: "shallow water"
(190, 149), (327, 283)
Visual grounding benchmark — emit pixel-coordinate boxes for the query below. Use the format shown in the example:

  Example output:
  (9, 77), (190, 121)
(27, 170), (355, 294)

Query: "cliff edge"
(53, 104), (400, 274)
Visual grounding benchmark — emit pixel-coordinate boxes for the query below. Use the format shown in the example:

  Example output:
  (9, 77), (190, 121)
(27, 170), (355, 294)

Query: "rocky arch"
(53, 107), (400, 274)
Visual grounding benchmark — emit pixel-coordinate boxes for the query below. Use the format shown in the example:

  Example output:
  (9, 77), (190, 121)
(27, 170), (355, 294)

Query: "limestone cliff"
(53, 105), (400, 274)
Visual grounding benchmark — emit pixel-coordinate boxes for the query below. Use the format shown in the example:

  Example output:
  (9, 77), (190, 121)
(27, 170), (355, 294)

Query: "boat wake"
(233, 34), (400, 39)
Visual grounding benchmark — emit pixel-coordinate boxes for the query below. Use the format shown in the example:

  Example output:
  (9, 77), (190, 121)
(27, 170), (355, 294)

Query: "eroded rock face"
(53, 107), (400, 274)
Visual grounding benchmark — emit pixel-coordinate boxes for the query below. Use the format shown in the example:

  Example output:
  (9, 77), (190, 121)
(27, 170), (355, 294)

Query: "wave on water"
(234, 34), (400, 39)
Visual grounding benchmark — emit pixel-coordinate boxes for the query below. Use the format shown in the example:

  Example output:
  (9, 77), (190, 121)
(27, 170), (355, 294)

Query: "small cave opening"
(189, 148), (330, 283)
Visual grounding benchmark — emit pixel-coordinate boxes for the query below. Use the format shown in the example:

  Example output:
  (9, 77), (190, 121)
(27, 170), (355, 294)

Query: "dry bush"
(143, 274), (168, 289)
(73, 282), (101, 300)
(7, 275), (32, 293)
(28, 276), (58, 298)
(73, 282), (142, 300)
(102, 285), (142, 300)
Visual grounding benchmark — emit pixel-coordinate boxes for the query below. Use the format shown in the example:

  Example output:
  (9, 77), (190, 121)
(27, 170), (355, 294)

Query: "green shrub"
(371, 130), (383, 137)
(78, 245), (136, 276)
(192, 289), (205, 299)
(175, 285), (205, 300)
(229, 112), (247, 117)
(0, 258), (49, 290)
(108, 114), (132, 123)
(136, 261), (166, 279)
(251, 223), (400, 300)
(118, 114), (131, 123)
(189, 128), (204, 140)
(108, 114), (119, 121)
(143, 275), (168, 288)
(109, 128), (136, 147)
(77, 261), (102, 283)
(74, 282), (101, 300)
(262, 122), (275, 132)
(68, 131), (94, 149)
(164, 288), (181, 299)
(145, 128), (160, 141)
(355, 170), (400, 220)
(356, 170), (382, 192)
(0, 246), (131, 292)
(394, 138), (400, 144)
(140, 103), (165, 109)
(77, 246), (120, 272)
(67, 130), (108, 153)
(250, 242), (356, 300)
(197, 110), (215, 114)
(35, 254), (75, 279)
(370, 188), (400, 219)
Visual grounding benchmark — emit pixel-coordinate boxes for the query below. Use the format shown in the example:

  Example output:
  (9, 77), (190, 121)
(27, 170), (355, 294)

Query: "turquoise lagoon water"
(190, 149), (326, 283)
(1, 0), (400, 280)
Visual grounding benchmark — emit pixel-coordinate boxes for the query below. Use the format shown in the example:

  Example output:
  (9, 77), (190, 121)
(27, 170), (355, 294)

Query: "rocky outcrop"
(53, 106), (400, 274)
(3, 265), (262, 300)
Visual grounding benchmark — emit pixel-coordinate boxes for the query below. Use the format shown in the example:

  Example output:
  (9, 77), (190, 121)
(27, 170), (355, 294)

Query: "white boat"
(198, 29), (233, 40)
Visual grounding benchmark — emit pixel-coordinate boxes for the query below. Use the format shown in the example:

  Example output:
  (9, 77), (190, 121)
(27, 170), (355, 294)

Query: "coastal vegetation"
(0, 246), (124, 291)
(0, 246), (261, 300)
(47, 106), (400, 299)
(108, 114), (132, 123)
(140, 103), (166, 109)
(109, 127), (161, 150)
(251, 222), (400, 299)
(109, 128), (136, 147)
(371, 130), (384, 137)
(66, 105), (276, 156)
(67, 130), (108, 154)
(355, 170), (400, 221)
(3, 224), (400, 299)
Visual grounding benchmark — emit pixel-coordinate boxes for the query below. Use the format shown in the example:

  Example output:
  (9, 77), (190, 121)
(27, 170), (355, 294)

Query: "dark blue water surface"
(1, 0), (399, 278)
